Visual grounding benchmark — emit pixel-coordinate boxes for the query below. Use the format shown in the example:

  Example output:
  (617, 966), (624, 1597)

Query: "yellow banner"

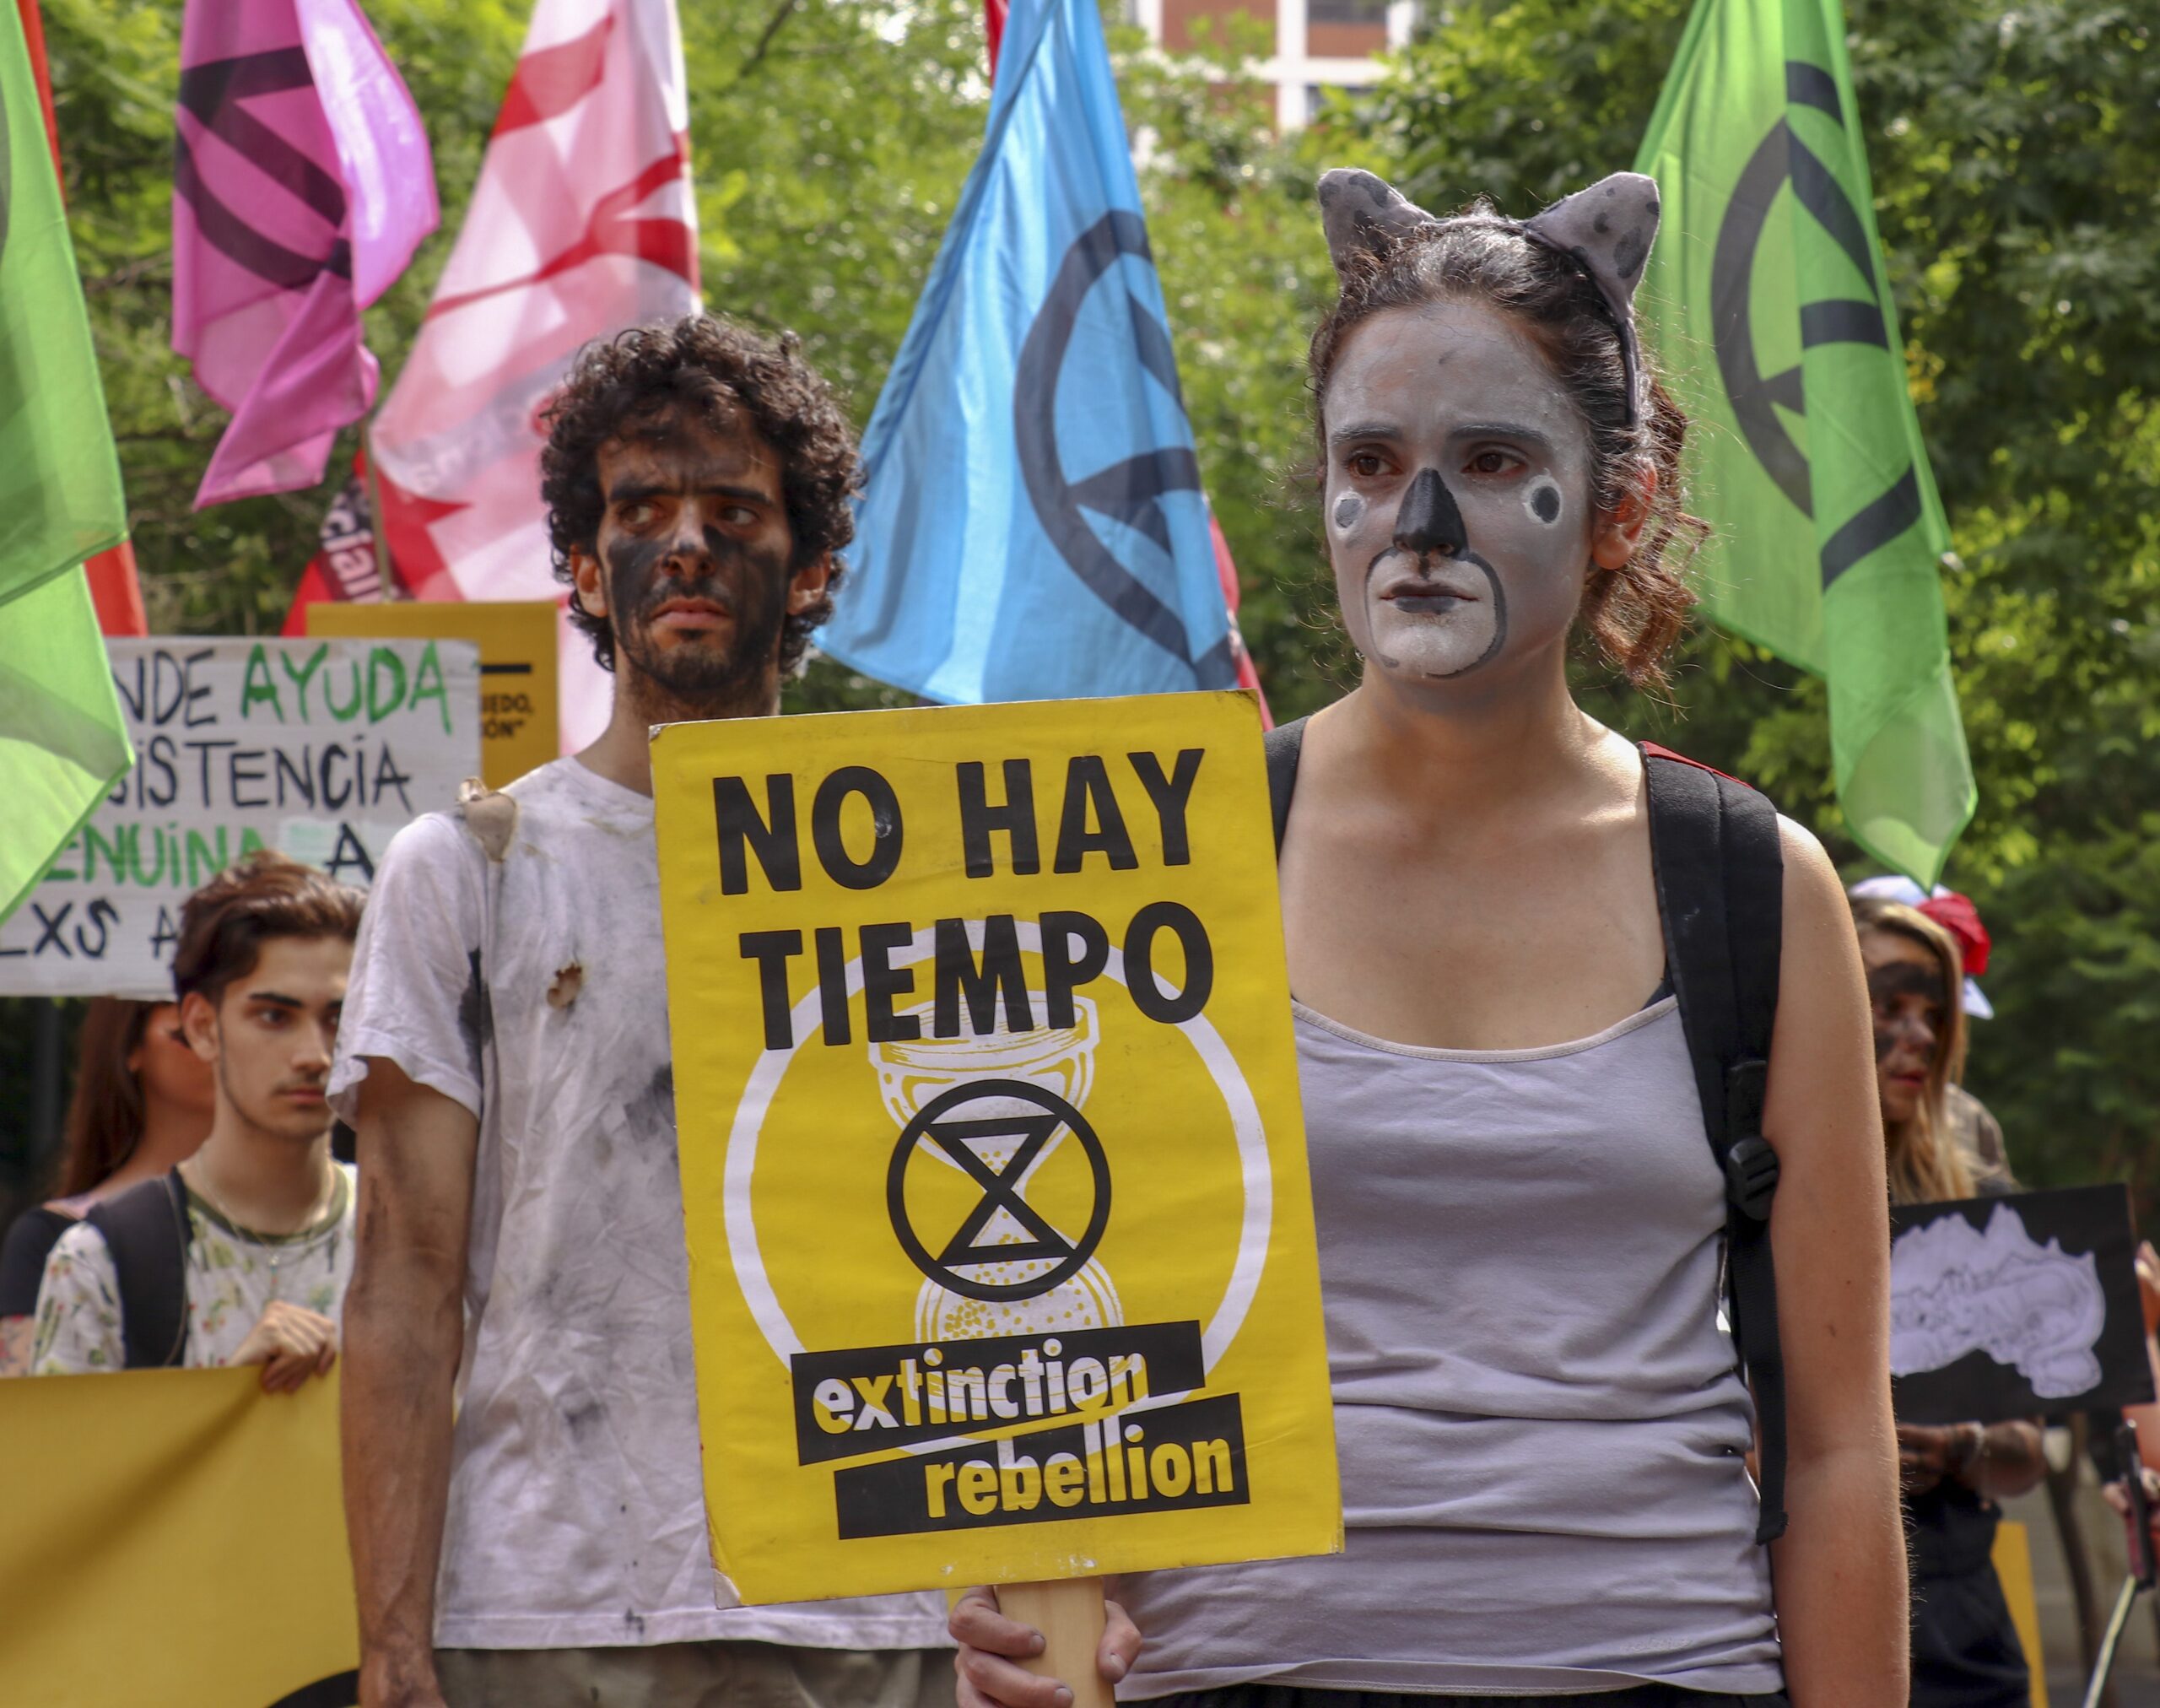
(308, 600), (558, 788)
(0, 1368), (357, 1706)
(653, 692), (1340, 1603)
(1991, 1520), (2049, 1708)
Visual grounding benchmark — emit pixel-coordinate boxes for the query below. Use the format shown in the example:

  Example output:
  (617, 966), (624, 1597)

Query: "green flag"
(0, 0), (132, 924)
(1634, 0), (1974, 883)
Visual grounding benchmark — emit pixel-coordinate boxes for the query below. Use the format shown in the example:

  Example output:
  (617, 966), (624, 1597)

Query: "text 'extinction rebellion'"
(789, 1322), (1250, 1538)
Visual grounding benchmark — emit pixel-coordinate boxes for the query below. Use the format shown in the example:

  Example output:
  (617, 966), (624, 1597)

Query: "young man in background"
(33, 851), (363, 1383)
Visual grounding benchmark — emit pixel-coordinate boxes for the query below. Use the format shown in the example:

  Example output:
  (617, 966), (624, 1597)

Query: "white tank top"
(1116, 996), (1782, 1697)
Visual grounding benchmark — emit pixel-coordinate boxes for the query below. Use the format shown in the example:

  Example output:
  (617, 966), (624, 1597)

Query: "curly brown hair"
(539, 315), (861, 677)
(1307, 201), (1707, 689)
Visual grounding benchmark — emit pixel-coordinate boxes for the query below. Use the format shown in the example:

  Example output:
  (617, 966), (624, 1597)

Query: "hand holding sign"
(950, 1584), (1137, 1708)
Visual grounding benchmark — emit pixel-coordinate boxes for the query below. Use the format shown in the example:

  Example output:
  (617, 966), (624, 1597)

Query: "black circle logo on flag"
(1012, 212), (1231, 682)
(887, 1078), (1112, 1303)
(1710, 60), (1922, 585)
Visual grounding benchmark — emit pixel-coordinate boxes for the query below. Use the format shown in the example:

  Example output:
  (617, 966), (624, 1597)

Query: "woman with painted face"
(1853, 895), (2044, 1707)
(953, 171), (1904, 1707)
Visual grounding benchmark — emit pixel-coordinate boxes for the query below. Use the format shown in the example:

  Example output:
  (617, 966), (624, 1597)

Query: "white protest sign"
(0, 637), (480, 997)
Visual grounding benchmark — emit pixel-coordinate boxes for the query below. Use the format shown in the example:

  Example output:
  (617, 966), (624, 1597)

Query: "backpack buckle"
(1725, 1132), (1779, 1222)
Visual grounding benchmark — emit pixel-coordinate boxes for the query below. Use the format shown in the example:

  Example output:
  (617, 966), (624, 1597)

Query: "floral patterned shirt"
(30, 1165), (357, 1374)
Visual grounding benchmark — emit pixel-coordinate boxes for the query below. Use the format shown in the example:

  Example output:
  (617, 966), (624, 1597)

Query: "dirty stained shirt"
(329, 757), (948, 1651)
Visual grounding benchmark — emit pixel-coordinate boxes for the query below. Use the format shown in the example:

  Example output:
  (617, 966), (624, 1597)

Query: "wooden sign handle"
(1000, 1577), (1115, 1708)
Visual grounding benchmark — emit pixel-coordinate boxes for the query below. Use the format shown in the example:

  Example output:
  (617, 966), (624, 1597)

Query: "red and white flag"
(370, 0), (699, 749)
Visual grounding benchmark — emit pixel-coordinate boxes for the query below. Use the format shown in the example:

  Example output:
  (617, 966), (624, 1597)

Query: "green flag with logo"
(1634, 0), (1974, 883)
(0, 0), (132, 924)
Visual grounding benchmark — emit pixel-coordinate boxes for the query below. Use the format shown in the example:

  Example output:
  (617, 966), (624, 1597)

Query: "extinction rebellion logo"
(175, 47), (354, 290)
(1013, 212), (1237, 687)
(1714, 61), (1922, 588)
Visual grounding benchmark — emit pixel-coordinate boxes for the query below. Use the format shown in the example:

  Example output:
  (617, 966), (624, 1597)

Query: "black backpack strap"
(1264, 716), (1308, 854)
(1643, 745), (1788, 1544)
(84, 1169), (193, 1370)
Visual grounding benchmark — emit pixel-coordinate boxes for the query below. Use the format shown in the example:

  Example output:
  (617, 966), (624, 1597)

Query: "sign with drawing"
(0, 637), (479, 998)
(651, 692), (1339, 1603)
(1889, 1183), (2153, 1424)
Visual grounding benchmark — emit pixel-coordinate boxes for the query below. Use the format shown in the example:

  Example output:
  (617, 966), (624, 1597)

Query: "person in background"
(0, 997), (214, 1375)
(30, 851), (363, 1388)
(1849, 877), (2006, 1178)
(1851, 894), (2046, 1707)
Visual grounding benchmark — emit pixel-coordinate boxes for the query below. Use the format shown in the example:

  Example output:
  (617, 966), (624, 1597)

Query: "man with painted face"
(955, 176), (1905, 1707)
(333, 317), (952, 1708)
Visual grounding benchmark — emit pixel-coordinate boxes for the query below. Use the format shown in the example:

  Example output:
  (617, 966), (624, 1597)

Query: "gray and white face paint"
(1323, 299), (1597, 685)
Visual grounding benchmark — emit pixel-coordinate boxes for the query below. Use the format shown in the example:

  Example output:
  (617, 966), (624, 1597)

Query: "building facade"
(1133, 0), (1419, 129)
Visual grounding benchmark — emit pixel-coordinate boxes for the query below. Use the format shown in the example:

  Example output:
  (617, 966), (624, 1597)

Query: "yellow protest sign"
(308, 599), (558, 787)
(653, 691), (1339, 1603)
(0, 1368), (357, 1707)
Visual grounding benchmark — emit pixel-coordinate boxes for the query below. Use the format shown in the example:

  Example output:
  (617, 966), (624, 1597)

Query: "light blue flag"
(821, 0), (1235, 702)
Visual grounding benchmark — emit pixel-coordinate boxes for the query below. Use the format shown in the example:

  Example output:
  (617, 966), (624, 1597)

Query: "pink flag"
(174, 0), (436, 508)
(370, 0), (699, 751)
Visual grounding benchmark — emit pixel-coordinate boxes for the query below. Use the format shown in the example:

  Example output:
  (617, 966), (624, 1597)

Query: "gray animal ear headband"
(1315, 168), (1661, 425)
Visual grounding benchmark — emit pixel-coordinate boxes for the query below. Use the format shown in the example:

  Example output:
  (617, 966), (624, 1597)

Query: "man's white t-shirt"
(329, 757), (948, 1651)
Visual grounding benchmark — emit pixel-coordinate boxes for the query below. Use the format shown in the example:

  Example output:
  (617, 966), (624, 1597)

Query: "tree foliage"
(9, 0), (2159, 1210)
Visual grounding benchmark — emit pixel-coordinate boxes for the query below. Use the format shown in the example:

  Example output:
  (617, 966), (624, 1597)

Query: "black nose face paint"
(1392, 468), (1468, 559)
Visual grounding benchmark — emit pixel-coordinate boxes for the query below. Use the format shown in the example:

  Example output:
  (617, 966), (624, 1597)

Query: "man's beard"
(609, 546), (790, 716)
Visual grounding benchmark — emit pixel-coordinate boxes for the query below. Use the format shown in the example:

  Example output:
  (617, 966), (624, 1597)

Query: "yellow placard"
(308, 599), (558, 787)
(0, 1368), (357, 1706)
(653, 692), (1341, 1603)
(1990, 1519), (2049, 1708)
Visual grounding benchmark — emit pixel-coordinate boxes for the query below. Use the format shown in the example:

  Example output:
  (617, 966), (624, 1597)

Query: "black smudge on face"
(1528, 480), (1562, 524)
(1867, 959), (1947, 1072)
(1868, 961), (1947, 1013)
(606, 522), (791, 704)
(1333, 493), (1364, 532)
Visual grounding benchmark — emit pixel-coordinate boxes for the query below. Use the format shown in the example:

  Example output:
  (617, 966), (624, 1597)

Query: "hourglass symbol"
(872, 999), (1122, 1343)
